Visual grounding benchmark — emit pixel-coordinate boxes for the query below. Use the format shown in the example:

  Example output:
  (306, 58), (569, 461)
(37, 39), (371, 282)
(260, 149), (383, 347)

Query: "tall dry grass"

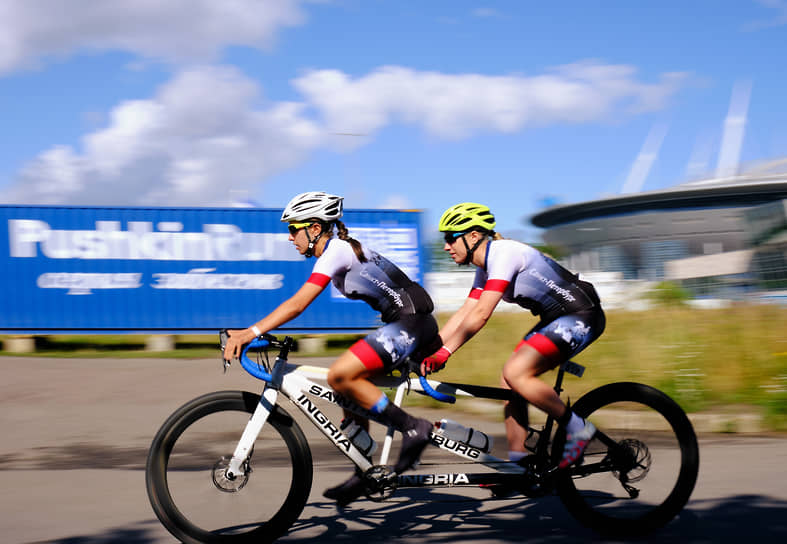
(434, 304), (787, 427)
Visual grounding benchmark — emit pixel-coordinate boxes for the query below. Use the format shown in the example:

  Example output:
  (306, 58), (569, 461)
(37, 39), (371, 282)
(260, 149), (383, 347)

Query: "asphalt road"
(1, 355), (786, 544)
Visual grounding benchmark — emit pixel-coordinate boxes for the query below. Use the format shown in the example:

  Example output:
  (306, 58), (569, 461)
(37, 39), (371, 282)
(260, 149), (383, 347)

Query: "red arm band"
(307, 273), (331, 288)
(483, 279), (510, 293)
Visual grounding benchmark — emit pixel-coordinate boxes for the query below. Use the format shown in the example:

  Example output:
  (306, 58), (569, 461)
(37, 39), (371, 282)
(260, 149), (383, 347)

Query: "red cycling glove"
(421, 346), (452, 375)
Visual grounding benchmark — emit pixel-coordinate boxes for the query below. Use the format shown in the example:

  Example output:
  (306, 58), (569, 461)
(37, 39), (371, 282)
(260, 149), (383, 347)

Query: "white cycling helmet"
(280, 191), (344, 223)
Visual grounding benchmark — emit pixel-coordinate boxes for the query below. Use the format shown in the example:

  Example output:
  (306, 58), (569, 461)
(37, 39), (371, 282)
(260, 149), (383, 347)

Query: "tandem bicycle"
(145, 331), (699, 543)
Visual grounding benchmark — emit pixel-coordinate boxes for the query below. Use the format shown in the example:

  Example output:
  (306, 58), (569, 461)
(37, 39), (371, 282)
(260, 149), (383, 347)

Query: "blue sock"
(508, 451), (528, 462)
(370, 394), (389, 415)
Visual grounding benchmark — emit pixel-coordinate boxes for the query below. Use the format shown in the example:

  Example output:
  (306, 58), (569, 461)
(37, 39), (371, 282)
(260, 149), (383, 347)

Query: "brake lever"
(219, 329), (232, 373)
(404, 357), (423, 394)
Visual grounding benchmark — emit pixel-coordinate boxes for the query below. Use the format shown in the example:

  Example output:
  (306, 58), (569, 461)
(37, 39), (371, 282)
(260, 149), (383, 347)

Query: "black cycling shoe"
(394, 418), (433, 474)
(323, 473), (366, 507)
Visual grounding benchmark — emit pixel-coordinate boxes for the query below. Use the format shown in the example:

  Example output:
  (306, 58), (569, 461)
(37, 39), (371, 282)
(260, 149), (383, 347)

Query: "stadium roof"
(530, 160), (787, 228)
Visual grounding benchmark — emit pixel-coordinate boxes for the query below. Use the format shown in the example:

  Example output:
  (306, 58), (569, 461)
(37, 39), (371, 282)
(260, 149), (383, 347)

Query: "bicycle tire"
(146, 390), (313, 544)
(555, 382), (699, 537)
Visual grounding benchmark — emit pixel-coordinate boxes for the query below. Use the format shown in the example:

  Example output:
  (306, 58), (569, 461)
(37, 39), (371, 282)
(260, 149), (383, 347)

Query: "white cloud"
(743, 0), (787, 30)
(0, 1), (692, 207)
(4, 66), (323, 206)
(0, 0), (305, 73)
(2, 62), (687, 206)
(294, 62), (687, 139)
(472, 8), (503, 18)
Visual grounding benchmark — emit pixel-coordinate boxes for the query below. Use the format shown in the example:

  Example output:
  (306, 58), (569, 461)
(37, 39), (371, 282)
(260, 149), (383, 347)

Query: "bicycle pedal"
(361, 465), (397, 502)
(363, 465), (396, 484)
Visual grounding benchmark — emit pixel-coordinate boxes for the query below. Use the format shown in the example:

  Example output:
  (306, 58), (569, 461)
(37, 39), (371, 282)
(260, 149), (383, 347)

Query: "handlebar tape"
(419, 375), (456, 404)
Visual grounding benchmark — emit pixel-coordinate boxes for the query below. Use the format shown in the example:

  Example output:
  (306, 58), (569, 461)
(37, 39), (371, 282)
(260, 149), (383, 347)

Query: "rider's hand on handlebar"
(421, 346), (452, 375)
(222, 328), (257, 362)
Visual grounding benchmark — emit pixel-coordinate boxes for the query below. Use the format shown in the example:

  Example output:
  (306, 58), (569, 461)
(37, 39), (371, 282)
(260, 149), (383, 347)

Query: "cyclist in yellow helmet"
(424, 203), (606, 477)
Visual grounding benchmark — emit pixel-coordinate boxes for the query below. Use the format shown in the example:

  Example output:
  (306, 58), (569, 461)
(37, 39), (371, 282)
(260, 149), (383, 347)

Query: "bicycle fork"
(225, 385), (279, 479)
(224, 342), (295, 480)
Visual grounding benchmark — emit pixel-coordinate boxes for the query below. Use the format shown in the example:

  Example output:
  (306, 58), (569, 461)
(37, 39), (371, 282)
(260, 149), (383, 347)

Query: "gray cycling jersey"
(311, 239), (433, 322)
(471, 239), (600, 321)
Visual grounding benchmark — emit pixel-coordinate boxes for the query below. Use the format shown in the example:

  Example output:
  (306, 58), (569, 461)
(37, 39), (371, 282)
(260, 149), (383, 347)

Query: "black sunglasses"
(444, 231), (464, 244)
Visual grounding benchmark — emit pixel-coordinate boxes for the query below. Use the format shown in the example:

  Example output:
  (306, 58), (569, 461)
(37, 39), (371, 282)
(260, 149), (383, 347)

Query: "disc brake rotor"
(212, 456), (250, 492)
(613, 438), (652, 483)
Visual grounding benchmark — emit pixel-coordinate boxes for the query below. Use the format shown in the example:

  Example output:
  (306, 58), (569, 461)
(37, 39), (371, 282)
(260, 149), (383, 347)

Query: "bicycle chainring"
(212, 456), (250, 492)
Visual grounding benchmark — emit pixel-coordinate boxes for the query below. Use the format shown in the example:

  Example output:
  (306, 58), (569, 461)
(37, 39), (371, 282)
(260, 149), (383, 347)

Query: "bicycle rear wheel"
(146, 390), (313, 544)
(555, 382), (699, 537)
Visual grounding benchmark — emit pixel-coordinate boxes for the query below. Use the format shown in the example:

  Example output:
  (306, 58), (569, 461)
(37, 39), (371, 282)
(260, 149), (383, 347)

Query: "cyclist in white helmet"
(223, 191), (440, 506)
(423, 203), (606, 480)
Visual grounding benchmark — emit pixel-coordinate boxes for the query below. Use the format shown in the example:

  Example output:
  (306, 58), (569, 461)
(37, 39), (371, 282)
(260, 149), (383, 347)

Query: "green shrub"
(647, 281), (692, 307)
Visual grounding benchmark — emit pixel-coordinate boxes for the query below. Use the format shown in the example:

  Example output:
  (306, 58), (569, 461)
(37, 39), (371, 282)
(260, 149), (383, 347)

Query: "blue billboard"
(0, 205), (427, 333)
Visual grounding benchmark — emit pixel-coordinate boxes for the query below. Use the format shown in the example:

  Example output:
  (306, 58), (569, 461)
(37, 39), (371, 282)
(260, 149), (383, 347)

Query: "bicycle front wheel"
(555, 382), (699, 537)
(146, 390), (313, 544)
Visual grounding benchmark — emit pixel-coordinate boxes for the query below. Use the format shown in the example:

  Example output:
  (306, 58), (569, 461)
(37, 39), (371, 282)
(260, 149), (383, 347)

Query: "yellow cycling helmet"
(438, 203), (496, 233)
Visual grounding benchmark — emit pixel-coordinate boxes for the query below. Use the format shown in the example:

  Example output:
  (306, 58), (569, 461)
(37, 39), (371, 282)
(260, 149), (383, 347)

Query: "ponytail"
(334, 220), (368, 263)
(470, 228), (503, 241)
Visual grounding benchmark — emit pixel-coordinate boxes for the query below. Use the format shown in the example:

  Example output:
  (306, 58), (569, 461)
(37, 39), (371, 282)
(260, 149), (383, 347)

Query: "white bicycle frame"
(225, 349), (526, 480)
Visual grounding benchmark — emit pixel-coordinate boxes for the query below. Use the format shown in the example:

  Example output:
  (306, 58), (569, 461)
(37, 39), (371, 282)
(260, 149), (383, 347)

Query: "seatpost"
(553, 364), (567, 396)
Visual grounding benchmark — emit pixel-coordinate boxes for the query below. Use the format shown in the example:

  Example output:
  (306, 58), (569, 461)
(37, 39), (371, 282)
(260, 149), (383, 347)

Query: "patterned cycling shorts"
(519, 308), (606, 363)
(350, 313), (440, 372)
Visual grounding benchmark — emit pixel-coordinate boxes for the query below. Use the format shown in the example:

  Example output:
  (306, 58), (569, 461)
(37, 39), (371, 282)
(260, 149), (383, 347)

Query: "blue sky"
(1, 0), (786, 241)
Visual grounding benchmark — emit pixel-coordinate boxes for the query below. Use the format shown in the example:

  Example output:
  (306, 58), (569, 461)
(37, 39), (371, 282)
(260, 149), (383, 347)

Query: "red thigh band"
(521, 333), (562, 363)
(349, 339), (384, 371)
